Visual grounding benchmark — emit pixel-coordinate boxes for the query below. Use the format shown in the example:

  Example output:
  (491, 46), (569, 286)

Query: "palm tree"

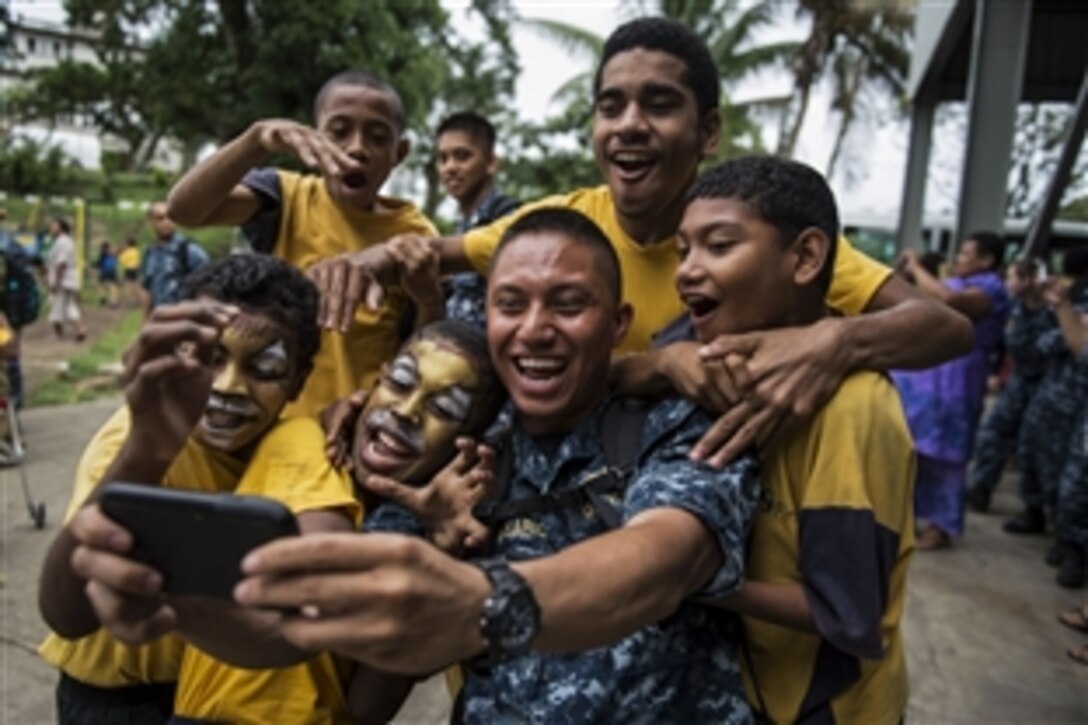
(777, 0), (912, 165)
(521, 0), (799, 158)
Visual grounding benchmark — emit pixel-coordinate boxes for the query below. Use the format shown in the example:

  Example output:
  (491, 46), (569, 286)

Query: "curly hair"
(687, 156), (840, 294)
(181, 254), (321, 371)
(593, 17), (720, 118)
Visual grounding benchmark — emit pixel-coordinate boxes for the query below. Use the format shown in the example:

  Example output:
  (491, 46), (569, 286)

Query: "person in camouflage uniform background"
(967, 259), (1054, 513)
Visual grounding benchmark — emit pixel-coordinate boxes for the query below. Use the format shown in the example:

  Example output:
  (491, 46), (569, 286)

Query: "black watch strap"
(468, 557), (540, 671)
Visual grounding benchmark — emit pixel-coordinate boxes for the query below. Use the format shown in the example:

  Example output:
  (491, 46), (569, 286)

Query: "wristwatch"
(469, 557), (541, 669)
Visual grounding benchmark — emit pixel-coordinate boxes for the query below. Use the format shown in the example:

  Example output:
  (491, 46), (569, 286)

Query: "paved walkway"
(1, 399), (1085, 723)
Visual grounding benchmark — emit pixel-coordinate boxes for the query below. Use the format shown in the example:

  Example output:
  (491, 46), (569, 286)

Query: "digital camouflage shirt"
(467, 396), (758, 724)
(366, 395), (759, 723)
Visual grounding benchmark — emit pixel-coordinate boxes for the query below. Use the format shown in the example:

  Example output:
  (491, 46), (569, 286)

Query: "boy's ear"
(487, 153), (500, 178)
(791, 228), (832, 287)
(394, 137), (411, 167)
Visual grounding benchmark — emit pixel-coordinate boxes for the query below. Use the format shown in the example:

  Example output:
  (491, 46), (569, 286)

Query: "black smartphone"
(98, 482), (299, 600)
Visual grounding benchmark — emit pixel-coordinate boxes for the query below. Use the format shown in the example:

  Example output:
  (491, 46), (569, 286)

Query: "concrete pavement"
(1, 398), (1085, 723)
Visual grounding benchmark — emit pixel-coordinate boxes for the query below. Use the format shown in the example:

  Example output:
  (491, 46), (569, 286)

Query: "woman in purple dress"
(894, 232), (1011, 549)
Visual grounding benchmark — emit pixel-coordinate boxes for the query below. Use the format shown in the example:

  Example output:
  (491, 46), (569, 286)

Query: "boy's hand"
(121, 301), (237, 459)
(309, 245), (398, 333)
(252, 119), (360, 180)
(1041, 277), (1070, 308)
(388, 235), (444, 327)
(361, 437), (495, 555)
(693, 319), (850, 467)
(68, 504), (178, 645)
(321, 389), (369, 468)
(657, 342), (741, 413)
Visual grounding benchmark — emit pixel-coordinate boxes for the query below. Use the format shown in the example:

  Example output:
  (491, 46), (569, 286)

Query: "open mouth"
(358, 410), (423, 474)
(201, 395), (260, 434)
(341, 171), (368, 190)
(514, 356), (567, 380)
(609, 151), (656, 182)
(683, 294), (720, 325)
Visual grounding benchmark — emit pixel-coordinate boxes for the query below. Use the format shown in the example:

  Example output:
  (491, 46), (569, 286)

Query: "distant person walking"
(95, 240), (119, 307)
(140, 201), (208, 312)
(45, 216), (86, 342)
(118, 238), (142, 307)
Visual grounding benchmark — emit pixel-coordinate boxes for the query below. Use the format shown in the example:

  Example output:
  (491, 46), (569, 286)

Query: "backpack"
(474, 398), (652, 534)
(4, 243), (41, 329)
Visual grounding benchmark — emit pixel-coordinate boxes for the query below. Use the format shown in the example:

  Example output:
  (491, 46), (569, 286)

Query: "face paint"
(194, 311), (300, 458)
(352, 339), (480, 485)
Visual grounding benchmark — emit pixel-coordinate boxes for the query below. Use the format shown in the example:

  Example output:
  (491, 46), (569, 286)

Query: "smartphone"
(98, 483), (299, 600)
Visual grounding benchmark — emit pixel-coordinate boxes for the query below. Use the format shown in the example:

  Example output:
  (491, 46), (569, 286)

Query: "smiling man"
(312, 17), (971, 468)
(37, 255), (360, 724)
(165, 70), (438, 419)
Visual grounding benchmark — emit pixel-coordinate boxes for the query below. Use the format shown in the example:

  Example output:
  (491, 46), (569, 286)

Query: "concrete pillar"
(897, 92), (937, 252)
(955, 0), (1033, 243)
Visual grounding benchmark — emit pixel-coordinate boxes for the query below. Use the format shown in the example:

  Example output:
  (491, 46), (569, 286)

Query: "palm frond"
(519, 17), (604, 61)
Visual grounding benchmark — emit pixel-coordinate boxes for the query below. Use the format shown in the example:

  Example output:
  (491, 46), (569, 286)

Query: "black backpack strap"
(474, 398), (652, 532)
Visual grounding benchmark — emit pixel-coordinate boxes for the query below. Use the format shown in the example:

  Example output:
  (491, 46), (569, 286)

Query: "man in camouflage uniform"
(234, 208), (760, 724)
(1006, 299), (1088, 537)
(967, 261), (1054, 513)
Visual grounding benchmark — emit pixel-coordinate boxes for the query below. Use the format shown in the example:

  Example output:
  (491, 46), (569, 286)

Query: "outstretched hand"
(235, 533), (488, 674)
(68, 504), (177, 645)
(361, 437), (495, 555)
(120, 301), (238, 460)
(387, 234), (444, 326)
(691, 318), (850, 467)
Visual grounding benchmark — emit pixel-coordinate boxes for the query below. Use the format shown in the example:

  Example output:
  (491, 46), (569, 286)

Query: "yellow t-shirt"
(744, 372), (915, 724)
(173, 416), (359, 725)
(272, 171), (438, 419)
(39, 406), (246, 688)
(462, 186), (891, 352)
(118, 246), (141, 272)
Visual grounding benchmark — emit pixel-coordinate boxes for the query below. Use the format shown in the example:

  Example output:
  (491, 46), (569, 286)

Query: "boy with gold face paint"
(39, 255), (362, 725)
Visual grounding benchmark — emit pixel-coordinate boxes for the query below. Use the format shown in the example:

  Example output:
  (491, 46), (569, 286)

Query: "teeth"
(376, 429), (412, 456)
(518, 357), (564, 372)
(613, 152), (651, 164)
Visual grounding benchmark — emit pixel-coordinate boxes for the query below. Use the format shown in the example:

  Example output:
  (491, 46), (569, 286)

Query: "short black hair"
(490, 208), (622, 304)
(313, 70), (406, 131)
(414, 320), (505, 436)
(181, 254), (321, 373)
(593, 17), (720, 118)
(436, 111), (497, 156)
(687, 156), (840, 293)
(965, 231), (1005, 270)
(1010, 257), (1041, 279)
(52, 216), (71, 234)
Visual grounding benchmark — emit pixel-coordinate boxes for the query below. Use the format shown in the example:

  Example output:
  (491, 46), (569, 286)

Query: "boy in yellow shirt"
(164, 70), (438, 420)
(38, 255), (360, 724)
(617, 157), (915, 724)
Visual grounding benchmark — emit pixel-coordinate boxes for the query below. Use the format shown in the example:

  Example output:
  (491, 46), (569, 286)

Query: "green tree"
(777, 0), (912, 164)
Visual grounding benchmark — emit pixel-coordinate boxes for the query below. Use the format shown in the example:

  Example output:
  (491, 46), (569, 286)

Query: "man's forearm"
(844, 276), (973, 371)
(609, 350), (678, 397)
(513, 510), (720, 652)
(167, 124), (268, 227)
